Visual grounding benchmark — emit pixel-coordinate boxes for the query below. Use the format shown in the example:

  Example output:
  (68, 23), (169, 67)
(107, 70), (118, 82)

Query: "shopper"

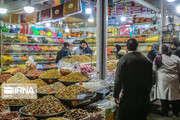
(147, 44), (160, 62)
(153, 44), (180, 117)
(114, 38), (153, 120)
(55, 42), (71, 63)
(173, 37), (180, 58)
(74, 40), (92, 55)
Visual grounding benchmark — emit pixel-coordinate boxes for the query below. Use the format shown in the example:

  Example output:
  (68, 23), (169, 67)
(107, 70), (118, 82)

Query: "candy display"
(22, 96), (68, 115)
(26, 70), (45, 77)
(56, 85), (88, 99)
(63, 109), (89, 120)
(0, 111), (20, 120)
(23, 79), (48, 88)
(40, 69), (61, 79)
(0, 74), (12, 83)
(11, 68), (26, 75)
(38, 82), (66, 94)
(59, 72), (88, 82)
(0, 103), (9, 113)
(5, 72), (29, 83)
(3, 99), (34, 105)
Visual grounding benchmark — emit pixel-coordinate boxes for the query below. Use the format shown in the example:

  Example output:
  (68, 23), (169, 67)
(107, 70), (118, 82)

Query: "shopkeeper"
(74, 40), (92, 55)
(55, 42), (71, 63)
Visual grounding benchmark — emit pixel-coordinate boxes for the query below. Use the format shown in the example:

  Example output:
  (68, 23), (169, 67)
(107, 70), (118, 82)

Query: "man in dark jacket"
(74, 40), (92, 55)
(55, 42), (71, 63)
(173, 37), (180, 58)
(114, 38), (153, 120)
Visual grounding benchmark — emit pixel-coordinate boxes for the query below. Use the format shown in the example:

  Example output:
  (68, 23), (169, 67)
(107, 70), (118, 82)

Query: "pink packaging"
(52, 33), (58, 36)
(120, 27), (124, 36)
(123, 25), (130, 35)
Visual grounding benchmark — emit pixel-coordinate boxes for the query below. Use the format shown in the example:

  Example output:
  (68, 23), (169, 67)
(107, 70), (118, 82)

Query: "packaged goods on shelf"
(107, 55), (117, 61)
(63, 109), (90, 120)
(0, 111), (20, 120)
(1, 55), (14, 64)
(56, 85), (88, 99)
(38, 82), (66, 94)
(21, 95), (68, 115)
(23, 79), (47, 88)
(40, 69), (61, 79)
(146, 35), (159, 43)
(60, 72), (88, 82)
(3, 68), (16, 73)
(107, 61), (118, 71)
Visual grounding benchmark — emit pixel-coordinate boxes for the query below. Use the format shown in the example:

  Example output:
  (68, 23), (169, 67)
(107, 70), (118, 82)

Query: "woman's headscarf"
(154, 44), (171, 68)
(151, 44), (159, 51)
(161, 43), (172, 55)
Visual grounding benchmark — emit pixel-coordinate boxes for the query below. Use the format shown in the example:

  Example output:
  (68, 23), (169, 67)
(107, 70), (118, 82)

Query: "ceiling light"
(86, 7), (92, 14)
(167, 0), (175, 2)
(0, 7), (7, 14)
(65, 24), (69, 33)
(177, 5), (180, 13)
(24, 1), (35, 13)
(121, 17), (126, 22)
(45, 22), (51, 27)
(88, 15), (94, 22)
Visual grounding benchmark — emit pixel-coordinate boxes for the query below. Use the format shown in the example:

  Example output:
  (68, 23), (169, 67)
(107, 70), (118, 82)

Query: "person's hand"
(114, 98), (119, 104)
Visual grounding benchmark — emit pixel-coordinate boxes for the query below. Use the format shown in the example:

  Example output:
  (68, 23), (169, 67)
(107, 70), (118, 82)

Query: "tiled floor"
(147, 100), (180, 120)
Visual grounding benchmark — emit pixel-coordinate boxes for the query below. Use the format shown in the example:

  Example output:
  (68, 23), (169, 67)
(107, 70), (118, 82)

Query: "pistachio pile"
(3, 99), (34, 105)
(40, 69), (61, 79)
(19, 117), (36, 120)
(38, 82), (66, 94)
(59, 72), (87, 82)
(56, 85), (88, 99)
(23, 79), (47, 88)
(0, 103), (9, 112)
(0, 111), (20, 120)
(22, 96), (68, 115)
(5, 72), (29, 83)
(26, 70), (45, 77)
(63, 109), (89, 120)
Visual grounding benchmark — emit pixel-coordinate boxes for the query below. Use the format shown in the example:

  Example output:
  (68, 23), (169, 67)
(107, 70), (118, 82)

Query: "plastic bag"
(72, 62), (81, 72)
(25, 56), (37, 73)
(58, 60), (72, 75)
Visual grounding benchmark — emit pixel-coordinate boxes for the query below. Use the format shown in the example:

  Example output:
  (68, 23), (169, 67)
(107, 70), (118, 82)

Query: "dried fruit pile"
(40, 69), (61, 79)
(38, 82), (66, 94)
(22, 96), (68, 115)
(11, 68), (26, 74)
(56, 85), (88, 99)
(0, 74), (12, 82)
(19, 117), (36, 120)
(45, 117), (67, 120)
(82, 105), (102, 113)
(63, 109), (89, 120)
(0, 111), (20, 120)
(3, 99), (34, 105)
(0, 103), (9, 112)
(26, 70), (45, 77)
(60, 72), (87, 82)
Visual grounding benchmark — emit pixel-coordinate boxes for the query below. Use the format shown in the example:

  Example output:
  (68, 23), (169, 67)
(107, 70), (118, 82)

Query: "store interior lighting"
(167, 0), (175, 2)
(24, 0), (35, 13)
(121, 17), (126, 22)
(65, 24), (70, 33)
(177, 5), (180, 13)
(45, 22), (51, 27)
(0, 0), (7, 14)
(86, 7), (92, 14)
(88, 15), (94, 22)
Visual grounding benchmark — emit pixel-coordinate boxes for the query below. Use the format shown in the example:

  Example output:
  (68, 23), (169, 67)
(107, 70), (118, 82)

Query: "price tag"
(49, 79), (52, 84)
(97, 71), (99, 74)
(54, 109), (59, 113)
(72, 101), (78, 105)
(87, 76), (89, 79)
(48, 91), (51, 95)
(33, 76), (36, 79)
(79, 82), (83, 85)
(32, 112), (36, 117)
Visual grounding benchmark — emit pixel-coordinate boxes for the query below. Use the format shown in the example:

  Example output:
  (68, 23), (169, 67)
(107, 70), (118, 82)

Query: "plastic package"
(90, 109), (105, 120)
(25, 56), (37, 72)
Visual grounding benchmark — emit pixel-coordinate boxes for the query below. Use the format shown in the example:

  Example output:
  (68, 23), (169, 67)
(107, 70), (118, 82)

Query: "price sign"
(49, 79), (52, 84)
(72, 101), (78, 105)
(48, 91), (51, 95)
